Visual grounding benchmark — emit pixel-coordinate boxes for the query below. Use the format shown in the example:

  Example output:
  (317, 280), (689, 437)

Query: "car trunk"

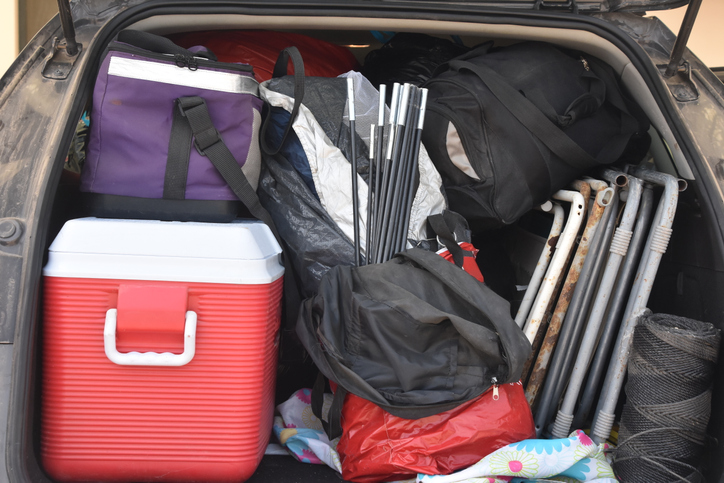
(7, 4), (724, 482)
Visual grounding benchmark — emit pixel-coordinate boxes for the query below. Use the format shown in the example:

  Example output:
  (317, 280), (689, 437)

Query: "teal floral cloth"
(272, 389), (342, 472)
(417, 430), (617, 483)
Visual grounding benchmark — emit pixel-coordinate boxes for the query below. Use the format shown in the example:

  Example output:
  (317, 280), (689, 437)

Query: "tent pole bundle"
(347, 77), (361, 266)
(356, 82), (428, 265)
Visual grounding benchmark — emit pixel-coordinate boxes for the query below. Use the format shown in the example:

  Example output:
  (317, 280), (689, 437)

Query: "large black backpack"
(421, 42), (649, 229)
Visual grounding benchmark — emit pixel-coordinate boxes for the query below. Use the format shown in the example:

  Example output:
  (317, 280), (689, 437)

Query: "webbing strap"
(448, 59), (602, 170)
(173, 95), (301, 328)
(164, 105), (194, 199)
(176, 96), (280, 238)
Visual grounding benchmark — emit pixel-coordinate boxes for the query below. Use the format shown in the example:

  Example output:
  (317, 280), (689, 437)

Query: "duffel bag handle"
(429, 41), (494, 78)
(521, 69), (606, 129)
(397, 247), (532, 384)
(260, 46), (306, 156)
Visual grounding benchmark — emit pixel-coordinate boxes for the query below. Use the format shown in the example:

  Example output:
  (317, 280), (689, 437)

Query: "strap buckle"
(177, 97), (222, 156)
(192, 126), (221, 156)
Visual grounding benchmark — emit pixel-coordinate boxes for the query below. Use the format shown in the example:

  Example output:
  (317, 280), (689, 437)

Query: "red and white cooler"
(41, 218), (284, 482)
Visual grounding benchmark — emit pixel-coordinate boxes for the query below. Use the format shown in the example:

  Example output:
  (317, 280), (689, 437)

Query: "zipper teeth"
(107, 42), (254, 74)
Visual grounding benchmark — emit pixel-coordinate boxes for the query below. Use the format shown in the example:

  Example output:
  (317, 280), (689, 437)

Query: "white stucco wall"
(0, 0), (19, 76)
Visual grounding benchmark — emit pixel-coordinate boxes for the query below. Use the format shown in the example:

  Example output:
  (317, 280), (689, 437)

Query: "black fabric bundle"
(614, 314), (721, 482)
(297, 247), (532, 437)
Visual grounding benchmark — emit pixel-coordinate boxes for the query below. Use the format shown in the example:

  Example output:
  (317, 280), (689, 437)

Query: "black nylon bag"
(297, 247), (532, 435)
(421, 42), (649, 229)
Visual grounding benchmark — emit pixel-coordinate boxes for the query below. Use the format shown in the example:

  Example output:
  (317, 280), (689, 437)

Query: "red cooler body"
(41, 218), (284, 482)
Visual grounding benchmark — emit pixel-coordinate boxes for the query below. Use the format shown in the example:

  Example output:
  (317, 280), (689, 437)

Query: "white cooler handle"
(104, 308), (197, 366)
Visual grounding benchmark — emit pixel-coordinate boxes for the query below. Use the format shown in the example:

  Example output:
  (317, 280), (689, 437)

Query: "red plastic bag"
(337, 382), (535, 483)
(168, 30), (360, 81)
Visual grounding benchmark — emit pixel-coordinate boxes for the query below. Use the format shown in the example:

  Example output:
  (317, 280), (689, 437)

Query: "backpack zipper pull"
(491, 377), (499, 401)
(580, 56), (590, 71)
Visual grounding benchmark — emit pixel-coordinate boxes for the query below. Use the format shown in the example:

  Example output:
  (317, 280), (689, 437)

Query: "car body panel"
(1, 1), (723, 482)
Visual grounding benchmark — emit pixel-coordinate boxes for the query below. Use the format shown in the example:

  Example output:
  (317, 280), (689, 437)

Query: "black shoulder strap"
(447, 59), (603, 170)
(260, 47), (306, 156)
(170, 95), (301, 324)
(429, 41), (494, 78)
(522, 70), (605, 129)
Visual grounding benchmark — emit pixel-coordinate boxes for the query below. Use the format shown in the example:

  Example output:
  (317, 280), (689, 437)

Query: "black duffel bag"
(421, 41), (649, 229)
(297, 246), (532, 438)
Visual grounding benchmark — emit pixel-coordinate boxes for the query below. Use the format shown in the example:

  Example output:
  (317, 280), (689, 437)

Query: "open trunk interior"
(19, 8), (724, 483)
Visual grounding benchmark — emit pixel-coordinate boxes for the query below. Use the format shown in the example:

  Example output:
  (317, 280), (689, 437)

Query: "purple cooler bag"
(80, 30), (263, 222)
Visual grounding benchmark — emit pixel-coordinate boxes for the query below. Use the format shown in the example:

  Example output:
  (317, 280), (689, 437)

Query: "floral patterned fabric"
(417, 430), (617, 483)
(272, 389), (342, 472)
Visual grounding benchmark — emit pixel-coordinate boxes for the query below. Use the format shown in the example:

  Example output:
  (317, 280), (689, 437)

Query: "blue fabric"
(266, 107), (319, 199)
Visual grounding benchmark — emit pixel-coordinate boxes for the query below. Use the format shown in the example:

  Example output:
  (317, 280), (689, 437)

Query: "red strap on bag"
(337, 382), (535, 483)
(438, 241), (485, 283)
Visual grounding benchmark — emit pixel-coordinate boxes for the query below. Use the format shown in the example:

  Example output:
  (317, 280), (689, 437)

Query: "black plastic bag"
(258, 152), (356, 300)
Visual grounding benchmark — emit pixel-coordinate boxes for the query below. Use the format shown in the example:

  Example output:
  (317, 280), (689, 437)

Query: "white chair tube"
(551, 177), (643, 438)
(523, 190), (585, 343)
(515, 203), (565, 327)
(591, 169), (681, 445)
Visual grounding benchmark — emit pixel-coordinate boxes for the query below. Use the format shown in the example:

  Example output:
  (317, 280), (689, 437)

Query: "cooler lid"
(43, 218), (284, 284)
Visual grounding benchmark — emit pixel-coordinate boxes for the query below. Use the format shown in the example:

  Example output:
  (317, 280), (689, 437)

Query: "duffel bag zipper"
(107, 42), (255, 73)
(491, 377), (499, 401)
